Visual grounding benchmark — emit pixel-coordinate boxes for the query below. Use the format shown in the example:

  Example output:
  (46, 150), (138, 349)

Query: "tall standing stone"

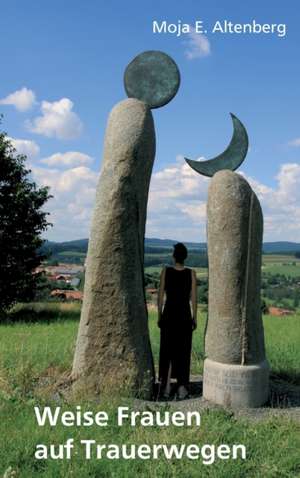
(72, 98), (155, 398)
(203, 170), (269, 407)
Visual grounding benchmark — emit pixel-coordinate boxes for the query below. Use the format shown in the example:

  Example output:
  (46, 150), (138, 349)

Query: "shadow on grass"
(2, 302), (81, 324)
(152, 380), (203, 402)
(270, 370), (300, 387)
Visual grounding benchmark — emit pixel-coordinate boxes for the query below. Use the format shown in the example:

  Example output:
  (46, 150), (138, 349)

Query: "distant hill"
(262, 242), (300, 254)
(40, 238), (208, 267)
(40, 238), (300, 255)
(40, 237), (205, 256)
(41, 238), (300, 253)
(145, 238), (206, 250)
(41, 239), (88, 256)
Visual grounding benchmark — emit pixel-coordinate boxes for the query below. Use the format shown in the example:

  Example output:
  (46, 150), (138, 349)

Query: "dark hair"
(173, 242), (188, 264)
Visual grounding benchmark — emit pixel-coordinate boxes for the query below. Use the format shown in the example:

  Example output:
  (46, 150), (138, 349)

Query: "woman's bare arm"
(157, 267), (166, 327)
(191, 269), (197, 330)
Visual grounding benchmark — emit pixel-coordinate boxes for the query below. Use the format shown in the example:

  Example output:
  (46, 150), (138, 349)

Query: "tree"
(261, 299), (268, 314)
(293, 290), (300, 309)
(0, 122), (52, 314)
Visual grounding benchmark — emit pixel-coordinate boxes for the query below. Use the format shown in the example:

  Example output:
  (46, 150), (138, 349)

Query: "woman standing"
(157, 243), (197, 399)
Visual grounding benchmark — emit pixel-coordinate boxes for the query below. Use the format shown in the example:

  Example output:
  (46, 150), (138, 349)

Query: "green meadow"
(146, 266), (208, 279)
(262, 263), (300, 278)
(146, 254), (300, 279)
(0, 303), (300, 477)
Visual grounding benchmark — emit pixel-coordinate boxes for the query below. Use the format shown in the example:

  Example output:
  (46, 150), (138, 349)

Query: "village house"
(50, 290), (83, 301)
(267, 306), (294, 317)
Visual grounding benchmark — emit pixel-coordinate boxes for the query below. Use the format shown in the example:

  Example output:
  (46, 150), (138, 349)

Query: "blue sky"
(1, 1), (300, 242)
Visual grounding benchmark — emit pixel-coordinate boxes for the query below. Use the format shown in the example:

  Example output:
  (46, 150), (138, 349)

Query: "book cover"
(0, 2), (299, 477)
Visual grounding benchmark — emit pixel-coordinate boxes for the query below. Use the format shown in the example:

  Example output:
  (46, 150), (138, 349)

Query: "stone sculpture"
(185, 117), (269, 407)
(204, 170), (269, 407)
(72, 51), (180, 398)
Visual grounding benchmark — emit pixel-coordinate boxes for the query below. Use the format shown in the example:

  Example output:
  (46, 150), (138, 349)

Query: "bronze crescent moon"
(185, 113), (249, 177)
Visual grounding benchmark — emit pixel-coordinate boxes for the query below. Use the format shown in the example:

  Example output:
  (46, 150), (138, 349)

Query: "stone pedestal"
(203, 359), (269, 408)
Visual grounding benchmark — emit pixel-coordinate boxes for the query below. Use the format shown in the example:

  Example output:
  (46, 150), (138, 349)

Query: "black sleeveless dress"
(158, 266), (193, 387)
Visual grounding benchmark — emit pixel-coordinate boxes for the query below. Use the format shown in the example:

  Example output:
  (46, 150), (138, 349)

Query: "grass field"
(261, 254), (300, 278)
(147, 254), (300, 280)
(262, 263), (300, 278)
(57, 251), (86, 258)
(262, 255), (300, 264)
(0, 303), (300, 477)
(146, 266), (208, 279)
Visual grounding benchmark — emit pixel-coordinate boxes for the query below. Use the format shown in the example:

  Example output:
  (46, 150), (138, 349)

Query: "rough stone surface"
(205, 170), (266, 365)
(203, 170), (269, 408)
(72, 98), (155, 398)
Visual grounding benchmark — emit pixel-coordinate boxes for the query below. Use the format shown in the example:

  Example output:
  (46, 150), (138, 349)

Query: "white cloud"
(9, 137), (40, 158)
(27, 98), (83, 139)
(147, 156), (300, 242)
(288, 138), (300, 147)
(29, 152), (300, 243)
(230, 165), (300, 241)
(33, 165), (97, 194)
(40, 151), (93, 168)
(31, 164), (98, 241)
(0, 87), (36, 111)
(146, 156), (209, 241)
(184, 27), (211, 60)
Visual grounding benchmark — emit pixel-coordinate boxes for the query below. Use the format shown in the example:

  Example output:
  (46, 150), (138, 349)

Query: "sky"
(1, 1), (300, 242)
